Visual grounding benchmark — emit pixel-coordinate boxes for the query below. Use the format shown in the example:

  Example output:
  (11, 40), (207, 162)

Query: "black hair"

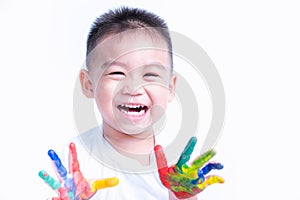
(86, 6), (173, 66)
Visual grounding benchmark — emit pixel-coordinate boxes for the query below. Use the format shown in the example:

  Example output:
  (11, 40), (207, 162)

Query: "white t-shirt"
(66, 126), (169, 199)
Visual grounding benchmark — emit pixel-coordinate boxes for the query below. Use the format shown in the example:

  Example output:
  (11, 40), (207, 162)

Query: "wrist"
(168, 191), (198, 200)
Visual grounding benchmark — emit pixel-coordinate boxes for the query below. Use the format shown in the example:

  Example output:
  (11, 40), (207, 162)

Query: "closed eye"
(108, 71), (125, 76)
(105, 71), (126, 80)
(144, 73), (159, 77)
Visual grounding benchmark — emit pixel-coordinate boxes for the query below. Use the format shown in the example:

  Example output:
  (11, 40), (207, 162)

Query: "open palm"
(39, 142), (119, 200)
(154, 137), (224, 199)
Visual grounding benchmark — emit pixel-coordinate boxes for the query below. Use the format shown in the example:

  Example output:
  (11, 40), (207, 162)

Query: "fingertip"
(154, 145), (167, 163)
(190, 136), (197, 142)
(208, 149), (216, 155)
(106, 177), (119, 187)
(47, 149), (54, 155)
(184, 137), (197, 153)
(214, 176), (225, 184)
(220, 177), (225, 183)
(217, 163), (224, 169)
(69, 143), (77, 155)
(91, 177), (119, 192)
(47, 149), (57, 160)
(154, 145), (162, 152)
(38, 170), (47, 179)
(211, 163), (224, 170)
(69, 142), (76, 149)
(186, 137), (197, 149)
(209, 176), (225, 184)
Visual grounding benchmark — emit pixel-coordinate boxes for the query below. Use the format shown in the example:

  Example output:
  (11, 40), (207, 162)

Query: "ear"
(80, 69), (94, 98)
(168, 74), (177, 102)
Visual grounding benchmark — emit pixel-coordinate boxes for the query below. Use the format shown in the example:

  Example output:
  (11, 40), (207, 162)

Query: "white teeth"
(121, 104), (143, 109)
(118, 104), (147, 116)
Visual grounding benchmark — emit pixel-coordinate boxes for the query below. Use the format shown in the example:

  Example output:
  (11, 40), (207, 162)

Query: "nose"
(121, 76), (145, 96)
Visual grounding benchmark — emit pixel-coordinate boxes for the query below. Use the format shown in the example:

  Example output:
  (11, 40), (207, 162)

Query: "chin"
(118, 123), (154, 138)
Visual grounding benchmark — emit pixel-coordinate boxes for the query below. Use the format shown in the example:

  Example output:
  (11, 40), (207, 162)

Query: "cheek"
(148, 86), (170, 107)
(146, 86), (170, 123)
(94, 82), (115, 109)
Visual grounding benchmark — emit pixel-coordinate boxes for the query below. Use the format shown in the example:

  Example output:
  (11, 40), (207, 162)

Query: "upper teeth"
(118, 104), (147, 116)
(120, 104), (144, 109)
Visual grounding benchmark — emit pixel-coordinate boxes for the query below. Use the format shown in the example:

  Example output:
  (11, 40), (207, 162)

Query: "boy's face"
(81, 31), (176, 136)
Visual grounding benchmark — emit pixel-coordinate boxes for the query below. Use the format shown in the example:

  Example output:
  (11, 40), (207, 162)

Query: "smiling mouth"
(117, 104), (149, 116)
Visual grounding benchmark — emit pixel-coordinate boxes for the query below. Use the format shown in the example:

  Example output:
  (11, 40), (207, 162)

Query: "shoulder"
(72, 126), (103, 146)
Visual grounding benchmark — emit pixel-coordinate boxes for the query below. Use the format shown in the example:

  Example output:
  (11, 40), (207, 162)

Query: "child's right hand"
(39, 142), (119, 200)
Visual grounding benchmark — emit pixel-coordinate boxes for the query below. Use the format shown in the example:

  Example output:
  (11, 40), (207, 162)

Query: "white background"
(0, 0), (300, 199)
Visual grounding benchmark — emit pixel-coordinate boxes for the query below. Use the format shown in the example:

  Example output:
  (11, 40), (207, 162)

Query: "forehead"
(86, 30), (171, 70)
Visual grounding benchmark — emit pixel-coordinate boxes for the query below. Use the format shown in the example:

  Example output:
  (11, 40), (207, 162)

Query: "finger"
(47, 148), (76, 199)
(199, 163), (223, 176)
(190, 149), (216, 171)
(175, 136), (197, 173)
(48, 149), (68, 181)
(154, 145), (170, 188)
(68, 142), (89, 198)
(90, 177), (119, 192)
(38, 170), (61, 190)
(154, 145), (168, 174)
(197, 175), (224, 190)
(69, 142), (80, 174)
(190, 163), (223, 184)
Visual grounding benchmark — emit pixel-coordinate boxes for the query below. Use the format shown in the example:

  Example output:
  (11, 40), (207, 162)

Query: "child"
(40, 6), (224, 200)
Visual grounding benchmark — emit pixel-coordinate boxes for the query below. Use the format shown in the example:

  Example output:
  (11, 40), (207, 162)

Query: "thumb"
(154, 145), (170, 188)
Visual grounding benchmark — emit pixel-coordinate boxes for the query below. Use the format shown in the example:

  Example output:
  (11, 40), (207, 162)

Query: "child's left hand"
(154, 137), (224, 199)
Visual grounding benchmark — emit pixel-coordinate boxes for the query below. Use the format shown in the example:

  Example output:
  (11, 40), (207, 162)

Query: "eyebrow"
(101, 60), (127, 69)
(143, 63), (168, 71)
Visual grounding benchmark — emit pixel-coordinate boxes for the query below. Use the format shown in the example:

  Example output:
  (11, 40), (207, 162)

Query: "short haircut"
(86, 6), (173, 67)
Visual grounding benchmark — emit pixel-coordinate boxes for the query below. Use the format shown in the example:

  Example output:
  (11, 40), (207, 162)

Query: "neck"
(102, 123), (155, 165)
